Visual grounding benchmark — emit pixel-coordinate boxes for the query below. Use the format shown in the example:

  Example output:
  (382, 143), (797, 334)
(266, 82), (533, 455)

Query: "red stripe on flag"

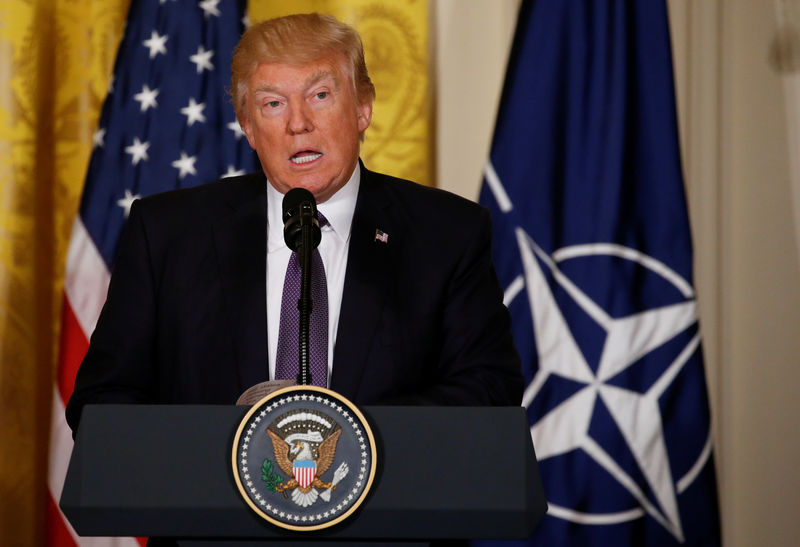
(57, 295), (90, 406)
(46, 492), (78, 547)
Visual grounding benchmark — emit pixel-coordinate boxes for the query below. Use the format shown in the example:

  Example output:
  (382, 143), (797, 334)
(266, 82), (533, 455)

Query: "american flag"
(374, 229), (389, 244)
(47, 1), (256, 544)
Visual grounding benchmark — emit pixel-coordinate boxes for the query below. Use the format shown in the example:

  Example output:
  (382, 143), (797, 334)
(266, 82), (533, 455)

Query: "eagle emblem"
(265, 409), (349, 507)
(232, 386), (377, 530)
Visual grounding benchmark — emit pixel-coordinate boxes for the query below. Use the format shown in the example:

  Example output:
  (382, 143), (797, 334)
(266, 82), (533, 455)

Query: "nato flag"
(477, 0), (721, 545)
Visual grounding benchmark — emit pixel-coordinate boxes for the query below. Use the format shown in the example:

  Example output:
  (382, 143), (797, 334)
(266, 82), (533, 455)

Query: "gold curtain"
(0, 1), (128, 543)
(0, 0), (430, 542)
(250, 0), (434, 186)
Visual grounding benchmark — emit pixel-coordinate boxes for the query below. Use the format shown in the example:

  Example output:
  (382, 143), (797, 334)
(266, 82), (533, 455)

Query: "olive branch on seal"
(261, 459), (284, 493)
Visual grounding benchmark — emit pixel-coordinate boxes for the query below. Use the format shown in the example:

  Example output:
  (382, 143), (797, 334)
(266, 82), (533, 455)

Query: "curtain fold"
(0, 1), (128, 544)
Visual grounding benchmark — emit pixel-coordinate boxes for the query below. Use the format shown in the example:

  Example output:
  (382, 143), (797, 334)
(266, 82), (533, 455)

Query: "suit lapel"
(330, 168), (395, 398)
(212, 174), (269, 393)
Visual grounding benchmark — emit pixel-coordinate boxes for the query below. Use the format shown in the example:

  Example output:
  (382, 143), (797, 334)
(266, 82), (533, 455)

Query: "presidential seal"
(232, 385), (377, 531)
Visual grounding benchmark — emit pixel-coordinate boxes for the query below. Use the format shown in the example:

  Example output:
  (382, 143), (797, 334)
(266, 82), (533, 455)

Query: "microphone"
(281, 188), (322, 386)
(282, 188), (321, 252)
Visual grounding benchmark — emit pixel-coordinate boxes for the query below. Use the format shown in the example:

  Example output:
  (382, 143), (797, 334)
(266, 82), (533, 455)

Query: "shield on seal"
(293, 460), (316, 488)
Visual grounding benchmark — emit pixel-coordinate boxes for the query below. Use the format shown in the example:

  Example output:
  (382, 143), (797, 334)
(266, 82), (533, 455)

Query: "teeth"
(291, 153), (322, 164)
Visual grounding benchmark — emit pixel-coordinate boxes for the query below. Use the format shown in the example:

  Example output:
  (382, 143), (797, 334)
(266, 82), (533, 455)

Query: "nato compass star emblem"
(507, 228), (713, 543)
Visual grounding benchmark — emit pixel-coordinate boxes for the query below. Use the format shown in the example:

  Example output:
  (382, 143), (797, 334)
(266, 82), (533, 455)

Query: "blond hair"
(231, 13), (376, 123)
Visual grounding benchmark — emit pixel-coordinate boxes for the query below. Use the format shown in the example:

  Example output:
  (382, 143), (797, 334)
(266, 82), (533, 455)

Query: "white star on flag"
(172, 151), (198, 179)
(143, 30), (168, 59)
(227, 120), (245, 139)
(116, 189), (141, 218)
(133, 84), (159, 112)
(190, 45), (214, 73)
(180, 98), (207, 126)
(222, 165), (245, 178)
(199, 0), (221, 18)
(92, 128), (106, 149)
(125, 137), (150, 165)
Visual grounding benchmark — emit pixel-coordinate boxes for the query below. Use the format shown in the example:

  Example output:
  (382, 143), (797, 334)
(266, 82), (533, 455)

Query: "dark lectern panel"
(61, 405), (546, 540)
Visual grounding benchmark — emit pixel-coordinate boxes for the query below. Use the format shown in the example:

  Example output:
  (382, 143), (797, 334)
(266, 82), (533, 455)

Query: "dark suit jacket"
(66, 166), (522, 432)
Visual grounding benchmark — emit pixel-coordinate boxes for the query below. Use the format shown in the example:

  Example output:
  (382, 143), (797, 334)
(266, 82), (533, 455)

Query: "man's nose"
(287, 102), (313, 134)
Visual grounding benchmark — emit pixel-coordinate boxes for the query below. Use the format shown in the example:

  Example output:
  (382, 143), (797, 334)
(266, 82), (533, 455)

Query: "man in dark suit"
(66, 13), (521, 432)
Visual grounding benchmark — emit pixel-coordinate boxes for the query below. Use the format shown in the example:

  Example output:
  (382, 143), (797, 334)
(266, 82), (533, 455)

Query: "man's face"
(240, 57), (372, 203)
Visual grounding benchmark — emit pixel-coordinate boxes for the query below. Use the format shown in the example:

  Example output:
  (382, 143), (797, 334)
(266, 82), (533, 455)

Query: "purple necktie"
(275, 214), (329, 387)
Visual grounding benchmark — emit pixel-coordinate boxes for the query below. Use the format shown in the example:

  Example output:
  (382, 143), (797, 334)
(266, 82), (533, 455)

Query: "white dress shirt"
(265, 164), (360, 385)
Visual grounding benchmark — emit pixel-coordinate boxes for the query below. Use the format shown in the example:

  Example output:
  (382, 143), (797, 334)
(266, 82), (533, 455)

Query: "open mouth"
(290, 151), (322, 165)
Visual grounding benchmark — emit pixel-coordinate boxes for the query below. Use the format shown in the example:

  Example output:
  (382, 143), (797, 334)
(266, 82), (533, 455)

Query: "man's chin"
(295, 177), (349, 203)
(267, 179), (336, 203)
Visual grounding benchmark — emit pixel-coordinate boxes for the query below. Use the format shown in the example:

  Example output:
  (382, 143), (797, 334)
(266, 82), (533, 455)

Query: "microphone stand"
(296, 203), (315, 386)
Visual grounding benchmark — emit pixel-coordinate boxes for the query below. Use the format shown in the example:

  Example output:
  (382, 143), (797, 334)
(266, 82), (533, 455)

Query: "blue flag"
(477, 1), (721, 544)
(81, 0), (256, 268)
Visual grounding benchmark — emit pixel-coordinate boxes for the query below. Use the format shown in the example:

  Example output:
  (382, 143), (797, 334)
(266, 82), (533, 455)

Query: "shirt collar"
(267, 162), (361, 251)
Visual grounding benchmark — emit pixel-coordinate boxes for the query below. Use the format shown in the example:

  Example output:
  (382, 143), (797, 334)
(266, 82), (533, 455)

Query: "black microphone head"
(282, 188), (316, 221)
(282, 188), (321, 251)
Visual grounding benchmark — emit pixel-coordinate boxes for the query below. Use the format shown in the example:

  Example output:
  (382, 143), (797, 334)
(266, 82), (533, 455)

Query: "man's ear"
(357, 100), (373, 133)
(239, 115), (256, 150)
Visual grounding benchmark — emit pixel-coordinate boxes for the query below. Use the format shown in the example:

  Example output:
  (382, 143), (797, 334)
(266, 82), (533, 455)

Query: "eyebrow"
(253, 70), (339, 95)
(306, 70), (338, 88)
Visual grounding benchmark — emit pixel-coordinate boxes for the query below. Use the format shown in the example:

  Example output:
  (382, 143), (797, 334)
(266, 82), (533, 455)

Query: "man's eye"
(266, 100), (280, 108)
(316, 92), (328, 100)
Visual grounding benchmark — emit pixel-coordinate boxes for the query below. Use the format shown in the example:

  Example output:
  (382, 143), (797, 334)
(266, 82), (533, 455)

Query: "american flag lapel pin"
(374, 229), (389, 244)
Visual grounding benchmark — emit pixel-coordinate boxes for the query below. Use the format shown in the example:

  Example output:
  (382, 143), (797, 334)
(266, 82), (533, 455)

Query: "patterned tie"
(275, 213), (329, 387)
